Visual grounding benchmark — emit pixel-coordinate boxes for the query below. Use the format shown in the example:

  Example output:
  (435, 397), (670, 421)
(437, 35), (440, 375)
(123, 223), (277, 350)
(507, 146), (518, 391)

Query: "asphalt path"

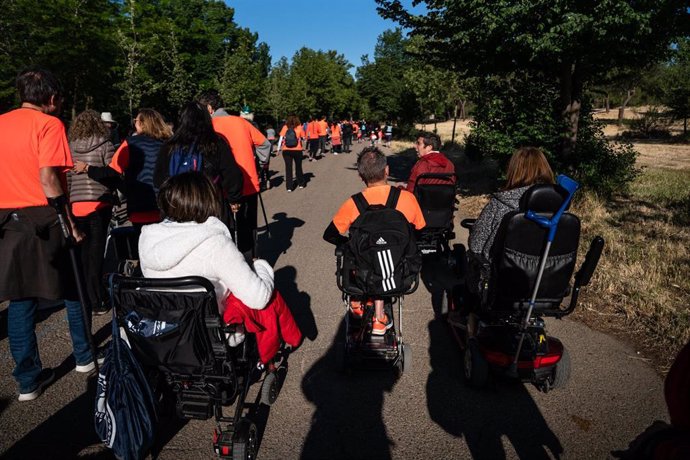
(0, 141), (668, 459)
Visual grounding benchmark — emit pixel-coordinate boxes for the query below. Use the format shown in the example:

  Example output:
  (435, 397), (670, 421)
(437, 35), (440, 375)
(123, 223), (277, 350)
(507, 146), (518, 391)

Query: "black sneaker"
(18, 368), (55, 402)
(93, 301), (111, 316)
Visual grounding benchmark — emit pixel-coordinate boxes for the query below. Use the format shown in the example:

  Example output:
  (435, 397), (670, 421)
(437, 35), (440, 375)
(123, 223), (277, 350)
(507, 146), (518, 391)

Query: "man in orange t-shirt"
(199, 90), (271, 258)
(0, 69), (96, 401)
(323, 147), (425, 335)
(306, 115), (321, 160)
(317, 115), (329, 155)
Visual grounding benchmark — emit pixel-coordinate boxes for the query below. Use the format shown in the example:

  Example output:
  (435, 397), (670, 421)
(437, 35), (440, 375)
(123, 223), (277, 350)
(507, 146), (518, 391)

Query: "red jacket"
(223, 290), (302, 363)
(406, 151), (456, 193)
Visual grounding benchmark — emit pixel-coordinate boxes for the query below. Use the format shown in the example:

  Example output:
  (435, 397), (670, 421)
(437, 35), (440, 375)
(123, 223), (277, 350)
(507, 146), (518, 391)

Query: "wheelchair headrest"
(519, 184), (571, 213)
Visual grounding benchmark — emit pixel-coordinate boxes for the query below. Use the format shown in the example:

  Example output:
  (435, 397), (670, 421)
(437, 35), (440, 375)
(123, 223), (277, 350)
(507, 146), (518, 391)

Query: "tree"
(377, 0), (690, 161)
(660, 39), (690, 136)
(357, 29), (418, 124)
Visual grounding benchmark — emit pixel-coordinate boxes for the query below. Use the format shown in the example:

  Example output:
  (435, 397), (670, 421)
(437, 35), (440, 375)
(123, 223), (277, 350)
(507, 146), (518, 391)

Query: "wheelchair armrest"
(557, 236), (605, 318)
(461, 218), (476, 230)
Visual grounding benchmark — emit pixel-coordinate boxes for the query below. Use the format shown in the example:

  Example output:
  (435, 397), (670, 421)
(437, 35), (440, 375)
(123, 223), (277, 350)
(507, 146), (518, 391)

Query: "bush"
(621, 107), (673, 139)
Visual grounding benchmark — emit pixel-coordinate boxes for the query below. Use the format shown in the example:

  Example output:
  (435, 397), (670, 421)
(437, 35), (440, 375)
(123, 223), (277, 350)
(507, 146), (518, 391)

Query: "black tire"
(232, 419), (258, 460)
(551, 347), (571, 389)
(396, 343), (412, 375)
(464, 339), (488, 388)
(260, 372), (279, 406)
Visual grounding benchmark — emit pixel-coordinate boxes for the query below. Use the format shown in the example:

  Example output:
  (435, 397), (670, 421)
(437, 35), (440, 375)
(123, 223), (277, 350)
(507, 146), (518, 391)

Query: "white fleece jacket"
(138, 217), (274, 313)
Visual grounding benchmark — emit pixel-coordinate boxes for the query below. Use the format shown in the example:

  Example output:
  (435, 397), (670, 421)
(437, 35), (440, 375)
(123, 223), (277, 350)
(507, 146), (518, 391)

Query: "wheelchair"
(412, 172), (458, 257)
(108, 274), (283, 459)
(334, 247), (419, 375)
(448, 178), (604, 392)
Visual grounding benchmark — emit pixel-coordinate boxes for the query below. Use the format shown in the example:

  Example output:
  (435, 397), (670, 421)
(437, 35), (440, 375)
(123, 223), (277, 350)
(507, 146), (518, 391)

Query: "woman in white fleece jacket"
(138, 172), (302, 362)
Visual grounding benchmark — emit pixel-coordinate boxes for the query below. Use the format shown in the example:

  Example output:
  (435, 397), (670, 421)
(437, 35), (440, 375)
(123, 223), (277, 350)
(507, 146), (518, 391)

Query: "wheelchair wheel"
(396, 343), (411, 374)
(464, 339), (488, 388)
(260, 372), (279, 406)
(550, 347), (571, 390)
(232, 418), (257, 460)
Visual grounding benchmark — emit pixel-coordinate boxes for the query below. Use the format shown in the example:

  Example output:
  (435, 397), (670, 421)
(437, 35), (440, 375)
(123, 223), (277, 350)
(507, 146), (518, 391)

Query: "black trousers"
(283, 150), (304, 190)
(74, 206), (112, 310)
(343, 134), (353, 152)
(308, 139), (319, 158)
(234, 193), (258, 258)
(319, 135), (327, 153)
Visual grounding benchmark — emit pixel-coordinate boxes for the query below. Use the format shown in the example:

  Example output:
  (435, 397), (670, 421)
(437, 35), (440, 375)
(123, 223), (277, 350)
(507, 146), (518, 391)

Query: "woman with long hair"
(277, 115), (305, 192)
(153, 101), (243, 218)
(75, 108), (173, 225)
(68, 109), (115, 315)
(468, 146), (555, 260)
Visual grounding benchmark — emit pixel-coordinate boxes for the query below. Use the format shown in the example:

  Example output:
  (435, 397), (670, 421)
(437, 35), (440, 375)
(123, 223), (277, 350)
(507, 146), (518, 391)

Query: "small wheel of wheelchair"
(398, 343), (412, 375)
(232, 418), (257, 460)
(550, 347), (571, 390)
(260, 372), (279, 406)
(464, 339), (488, 388)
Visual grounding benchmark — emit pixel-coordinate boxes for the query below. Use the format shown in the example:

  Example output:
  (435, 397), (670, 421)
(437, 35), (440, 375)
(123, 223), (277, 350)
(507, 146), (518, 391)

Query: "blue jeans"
(9, 298), (93, 393)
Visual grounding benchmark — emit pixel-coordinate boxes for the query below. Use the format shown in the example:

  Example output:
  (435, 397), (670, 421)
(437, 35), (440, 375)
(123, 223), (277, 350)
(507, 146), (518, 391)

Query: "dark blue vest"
(124, 135), (163, 214)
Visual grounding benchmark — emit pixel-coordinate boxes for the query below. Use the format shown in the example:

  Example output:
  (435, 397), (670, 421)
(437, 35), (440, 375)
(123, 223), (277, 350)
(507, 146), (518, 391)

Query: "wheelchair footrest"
(177, 389), (214, 420)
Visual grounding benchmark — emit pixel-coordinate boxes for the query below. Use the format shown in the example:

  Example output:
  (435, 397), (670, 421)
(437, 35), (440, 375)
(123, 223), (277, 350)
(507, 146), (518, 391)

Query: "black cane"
(257, 190), (271, 238)
(49, 196), (100, 376)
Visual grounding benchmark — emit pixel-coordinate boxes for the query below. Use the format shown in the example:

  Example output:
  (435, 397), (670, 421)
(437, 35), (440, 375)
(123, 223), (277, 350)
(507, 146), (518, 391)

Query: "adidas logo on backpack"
(376, 237), (387, 245)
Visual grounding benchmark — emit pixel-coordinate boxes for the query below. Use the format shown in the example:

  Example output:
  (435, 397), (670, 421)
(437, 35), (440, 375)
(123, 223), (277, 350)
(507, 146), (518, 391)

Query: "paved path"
(0, 142), (667, 459)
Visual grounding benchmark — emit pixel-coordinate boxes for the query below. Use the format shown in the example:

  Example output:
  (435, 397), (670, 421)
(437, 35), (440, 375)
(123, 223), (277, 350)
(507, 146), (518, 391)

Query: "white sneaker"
(18, 368), (55, 401)
(75, 353), (106, 373)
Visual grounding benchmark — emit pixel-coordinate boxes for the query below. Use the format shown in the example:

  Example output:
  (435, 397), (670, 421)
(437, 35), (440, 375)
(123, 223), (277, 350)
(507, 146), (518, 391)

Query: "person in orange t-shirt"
(330, 121), (342, 155)
(306, 115), (321, 160)
(317, 115), (329, 155)
(323, 147), (425, 335)
(198, 90), (271, 259)
(0, 69), (97, 401)
(277, 115), (306, 191)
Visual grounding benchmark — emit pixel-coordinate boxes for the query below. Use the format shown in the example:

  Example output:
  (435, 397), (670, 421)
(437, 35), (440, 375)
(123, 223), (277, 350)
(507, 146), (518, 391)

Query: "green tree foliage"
(217, 30), (270, 112)
(357, 29), (417, 123)
(660, 39), (690, 136)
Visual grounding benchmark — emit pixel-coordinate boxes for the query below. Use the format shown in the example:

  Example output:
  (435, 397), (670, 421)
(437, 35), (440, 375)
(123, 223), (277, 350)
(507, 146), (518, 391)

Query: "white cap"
(101, 112), (116, 123)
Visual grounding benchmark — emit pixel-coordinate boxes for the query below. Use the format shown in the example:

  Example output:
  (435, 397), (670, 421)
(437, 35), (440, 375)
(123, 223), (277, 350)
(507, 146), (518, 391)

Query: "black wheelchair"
(108, 274), (283, 459)
(448, 179), (604, 392)
(413, 172), (458, 257)
(334, 247), (420, 375)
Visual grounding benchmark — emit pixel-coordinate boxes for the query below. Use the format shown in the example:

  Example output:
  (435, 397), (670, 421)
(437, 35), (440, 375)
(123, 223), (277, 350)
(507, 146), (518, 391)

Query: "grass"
(572, 168), (690, 371)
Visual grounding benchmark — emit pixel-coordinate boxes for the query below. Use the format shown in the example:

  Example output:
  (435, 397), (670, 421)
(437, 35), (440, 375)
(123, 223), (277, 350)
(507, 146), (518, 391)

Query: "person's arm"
(323, 221), (348, 246)
(209, 236), (274, 310)
(40, 167), (83, 242)
(217, 139), (244, 203)
(255, 139), (271, 165)
(468, 199), (498, 256)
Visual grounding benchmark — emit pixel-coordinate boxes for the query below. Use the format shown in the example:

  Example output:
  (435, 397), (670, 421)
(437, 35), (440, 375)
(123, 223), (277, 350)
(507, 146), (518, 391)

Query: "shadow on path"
(300, 319), (399, 460)
(274, 266), (317, 342)
(257, 212), (305, 266)
(426, 319), (563, 459)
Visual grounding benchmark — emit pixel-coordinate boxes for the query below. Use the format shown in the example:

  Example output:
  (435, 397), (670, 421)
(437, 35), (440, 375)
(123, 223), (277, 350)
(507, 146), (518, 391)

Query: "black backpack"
(284, 127), (299, 148)
(344, 187), (421, 296)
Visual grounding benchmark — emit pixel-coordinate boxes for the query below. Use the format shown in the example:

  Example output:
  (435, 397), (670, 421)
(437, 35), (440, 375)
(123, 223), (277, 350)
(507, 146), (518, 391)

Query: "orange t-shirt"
(306, 121), (320, 140)
(279, 125), (305, 151)
(0, 108), (73, 208)
(331, 124), (341, 139)
(109, 140), (130, 173)
(212, 116), (265, 196)
(332, 185), (426, 234)
(317, 120), (328, 136)
(72, 201), (110, 217)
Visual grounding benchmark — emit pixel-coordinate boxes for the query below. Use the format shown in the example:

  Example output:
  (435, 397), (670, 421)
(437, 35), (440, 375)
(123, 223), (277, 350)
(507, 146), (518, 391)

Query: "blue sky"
(226, 0), (420, 73)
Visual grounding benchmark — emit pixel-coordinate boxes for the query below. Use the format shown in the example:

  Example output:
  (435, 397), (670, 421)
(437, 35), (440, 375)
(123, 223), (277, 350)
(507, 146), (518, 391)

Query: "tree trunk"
(459, 100), (466, 119)
(451, 103), (458, 143)
(617, 89), (635, 126)
(604, 94), (610, 113)
(559, 63), (583, 163)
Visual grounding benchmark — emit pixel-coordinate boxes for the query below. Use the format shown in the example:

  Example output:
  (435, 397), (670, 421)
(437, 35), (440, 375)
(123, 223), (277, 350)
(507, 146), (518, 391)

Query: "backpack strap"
(352, 192), (369, 215)
(385, 186), (401, 209)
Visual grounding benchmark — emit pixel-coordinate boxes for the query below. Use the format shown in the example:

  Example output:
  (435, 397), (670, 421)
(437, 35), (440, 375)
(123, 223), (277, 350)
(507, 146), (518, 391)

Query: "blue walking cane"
(507, 175), (579, 377)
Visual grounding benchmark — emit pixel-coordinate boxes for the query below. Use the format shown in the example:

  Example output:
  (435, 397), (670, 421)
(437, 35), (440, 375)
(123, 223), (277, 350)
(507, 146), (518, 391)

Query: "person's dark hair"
(504, 146), (555, 190)
(198, 90), (223, 112)
(162, 101), (221, 161)
(157, 172), (221, 223)
(286, 115), (300, 129)
(357, 147), (388, 183)
(68, 109), (109, 141)
(16, 68), (63, 106)
(417, 131), (441, 151)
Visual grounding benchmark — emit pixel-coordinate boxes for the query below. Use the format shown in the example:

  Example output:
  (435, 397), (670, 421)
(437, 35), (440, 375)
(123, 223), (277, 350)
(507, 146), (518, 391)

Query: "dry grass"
(572, 169), (690, 371)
